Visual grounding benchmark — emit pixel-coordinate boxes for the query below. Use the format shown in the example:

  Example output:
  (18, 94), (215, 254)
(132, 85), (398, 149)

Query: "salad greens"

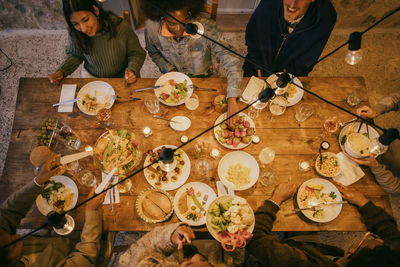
(41, 180), (63, 201)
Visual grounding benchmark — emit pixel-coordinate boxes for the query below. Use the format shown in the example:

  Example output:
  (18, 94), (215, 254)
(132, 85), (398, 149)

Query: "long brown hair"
(62, 0), (122, 53)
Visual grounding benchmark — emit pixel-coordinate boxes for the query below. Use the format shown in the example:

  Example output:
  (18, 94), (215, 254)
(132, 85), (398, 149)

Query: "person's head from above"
(0, 230), (23, 267)
(141, 0), (206, 38)
(180, 253), (213, 267)
(283, 0), (316, 22)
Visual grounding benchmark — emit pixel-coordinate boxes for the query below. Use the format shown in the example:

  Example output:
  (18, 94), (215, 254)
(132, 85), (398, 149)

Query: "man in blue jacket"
(243, 0), (336, 77)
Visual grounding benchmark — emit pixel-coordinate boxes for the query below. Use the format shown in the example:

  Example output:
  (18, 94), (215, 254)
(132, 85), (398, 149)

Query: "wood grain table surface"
(0, 77), (391, 232)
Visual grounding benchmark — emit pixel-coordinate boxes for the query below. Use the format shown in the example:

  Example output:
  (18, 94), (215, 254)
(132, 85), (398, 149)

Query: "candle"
(252, 135), (260, 144)
(210, 148), (220, 159)
(299, 161), (310, 171)
(142, 127), (152, 137)
(85, 146), (93, 152)
(180, 135), (188, 143)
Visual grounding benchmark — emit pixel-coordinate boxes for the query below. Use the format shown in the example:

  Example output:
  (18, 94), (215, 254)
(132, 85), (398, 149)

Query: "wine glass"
(258, 147), (275, 186)
(248, 96), (268, 119)
(144, 96), (160, 114)
(96, 108), (112, 127)
(295, 103), (314, 122)
(268, 96), (287, 120)
(185, 93), (199, 117)
(76, 169), (96, 187)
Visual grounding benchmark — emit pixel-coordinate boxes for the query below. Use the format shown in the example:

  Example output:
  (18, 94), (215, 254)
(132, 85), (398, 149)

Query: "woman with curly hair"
(142, 0), (243, 126)
(48, 0), (146, 85)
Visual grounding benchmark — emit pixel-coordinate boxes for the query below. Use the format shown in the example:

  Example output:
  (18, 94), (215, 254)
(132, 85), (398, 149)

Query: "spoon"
(153, 115), (181, 123)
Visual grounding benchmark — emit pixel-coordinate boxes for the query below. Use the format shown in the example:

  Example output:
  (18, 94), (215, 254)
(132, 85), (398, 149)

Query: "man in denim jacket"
(142, 0), (243, 125)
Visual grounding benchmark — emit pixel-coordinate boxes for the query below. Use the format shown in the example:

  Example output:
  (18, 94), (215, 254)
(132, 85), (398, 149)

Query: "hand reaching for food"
(125, 69), (137, 84)
(227, 97), (239, 129)
(270, 183), (298, 206)
(36, 154), (63, 185)
(171, 225), (195, 250)
(48, 70), (64, 85)
(356, 105), (377, 119)
(337, 184), (368, 207)
(349, 155), (379, 167)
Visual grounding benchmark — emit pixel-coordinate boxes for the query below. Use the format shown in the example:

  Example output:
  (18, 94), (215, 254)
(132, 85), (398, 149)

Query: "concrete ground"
(0, 16), (399, 265)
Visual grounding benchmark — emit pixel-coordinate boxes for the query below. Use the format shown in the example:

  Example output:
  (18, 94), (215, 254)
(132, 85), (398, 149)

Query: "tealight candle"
(210, 148), (220, 159)
(252, 135), (260, 144)
(85, 146), (93, 152)
(299, 161), (310, 171)
(180, 135), (188, 143)
(142, 126), (152, 137)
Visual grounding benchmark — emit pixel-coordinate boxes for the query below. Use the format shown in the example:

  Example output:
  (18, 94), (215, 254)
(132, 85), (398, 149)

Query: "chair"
(204, 0), (219, 21)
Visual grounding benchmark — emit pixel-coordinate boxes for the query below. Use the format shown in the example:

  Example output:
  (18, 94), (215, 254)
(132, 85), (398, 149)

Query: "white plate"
(35, 175), (79, 216)
(218, 151), (259, 191)
(154, 72), (193, 106)
(266, 73), (303, 106)
(76, 81), (115, 115)
(338, 122), (385, 155)
(174, 182), (217, 226)
(297, 178), (342, 223)
(206, 195), (255, 241)
(314, 152), (341, 178)
(214, 112), (256, 150)
(143, 145), (191, 191)
(170, 116), (191, 131)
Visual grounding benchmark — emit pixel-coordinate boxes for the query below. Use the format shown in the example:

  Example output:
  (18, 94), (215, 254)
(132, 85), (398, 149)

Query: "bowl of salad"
(206, 195), (254, 251)
(94, 129), (142, 177)
(154, 72), (193, 106)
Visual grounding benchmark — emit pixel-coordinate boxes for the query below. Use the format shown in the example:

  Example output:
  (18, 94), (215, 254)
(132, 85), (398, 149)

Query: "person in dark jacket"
(247, 183), (400, 266)
(243, 0), (337, 77)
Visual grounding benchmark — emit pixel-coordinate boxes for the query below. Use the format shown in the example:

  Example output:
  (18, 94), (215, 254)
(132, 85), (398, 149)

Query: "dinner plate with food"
(217, 151), (259, 191)
(214, 112), (256, 149)
(154, 72), (193, 106)
(266, 73), (303, 106)
(297, 178), (343, 223)
(174, 182), (217, 226)
(94, 129), (142, 177)
(76, 81), (115, 115)
(315, 152), (341, 178)
(206, 195), (254, 251)
(136, 187), (174, 223)
(143, 145), (191, 191)
(36, 175), (78, 215)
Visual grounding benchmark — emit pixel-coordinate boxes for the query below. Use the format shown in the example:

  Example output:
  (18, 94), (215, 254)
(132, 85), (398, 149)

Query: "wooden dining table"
(0, 76), (392, 232)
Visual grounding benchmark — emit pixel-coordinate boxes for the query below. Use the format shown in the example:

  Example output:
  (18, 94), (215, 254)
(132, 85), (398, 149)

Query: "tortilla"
(141, 197), (165, 220)
(30, 146), (52, 166)
(146, 192), (172, 214)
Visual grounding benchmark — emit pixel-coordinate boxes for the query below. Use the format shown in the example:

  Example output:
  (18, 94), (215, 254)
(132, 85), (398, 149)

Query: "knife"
(95, 168), (117, 194)
(53, 98), (80, 107)
(135, 85), (162, 92)
(194, 88), (217, 91)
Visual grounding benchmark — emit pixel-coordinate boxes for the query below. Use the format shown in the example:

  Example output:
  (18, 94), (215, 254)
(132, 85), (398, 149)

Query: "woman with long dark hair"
(49, 0), (146, 84)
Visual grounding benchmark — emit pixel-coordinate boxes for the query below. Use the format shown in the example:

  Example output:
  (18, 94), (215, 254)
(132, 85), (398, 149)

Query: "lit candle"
(252, 135), (260, 144)
(85, 146), (93, 152)
(142, 127), (152, 137)
(180, 135), (188, 143)
(299, 161), (310, 171)
(210, 148), (220, 159)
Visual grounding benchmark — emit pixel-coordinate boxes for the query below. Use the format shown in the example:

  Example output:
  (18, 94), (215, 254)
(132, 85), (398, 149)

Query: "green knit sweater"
(58, 14), (146, 78)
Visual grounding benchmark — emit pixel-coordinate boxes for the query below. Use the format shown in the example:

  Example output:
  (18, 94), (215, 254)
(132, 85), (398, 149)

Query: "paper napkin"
(101, 172), (120, 204)
(333, 152), (365, 186)
(58, 84), (77, 112)
(216, 181), (234, 197)
(240, 76), (266, 104)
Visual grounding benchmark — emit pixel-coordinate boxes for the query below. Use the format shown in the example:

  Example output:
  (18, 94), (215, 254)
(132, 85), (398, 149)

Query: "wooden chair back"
(204, 0), (219, 21)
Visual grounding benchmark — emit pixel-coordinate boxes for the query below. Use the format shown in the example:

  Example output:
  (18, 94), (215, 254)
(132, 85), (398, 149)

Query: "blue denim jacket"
(145, 15), (243, 98)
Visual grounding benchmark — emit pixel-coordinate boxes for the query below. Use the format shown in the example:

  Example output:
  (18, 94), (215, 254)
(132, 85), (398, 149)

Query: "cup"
(144, 96), (160, 114)
(195, 158), (212, 176)
(248, 96), (268, 119)
(269, 97), (287, 116)
(295, 103), (314, 122)
(96, 108), (112, 127)
(346, 90), (362, 107)
(76, 169), (96, 187)
(258, 147), (275, 186)
(185, 93), (199, 111)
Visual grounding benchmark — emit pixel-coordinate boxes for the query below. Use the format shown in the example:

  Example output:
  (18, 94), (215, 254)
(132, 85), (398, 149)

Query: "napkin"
(58, 84), (77, 112)
(216, 181), (234, 197)
(101, 172), (120, 204)
(240, 76), (266, 104)
(333, 152), (365, 186)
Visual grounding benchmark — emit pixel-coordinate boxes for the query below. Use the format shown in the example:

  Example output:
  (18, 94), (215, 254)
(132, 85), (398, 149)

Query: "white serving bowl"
(345, 133), (370, 158)
(315, 152), (341, 178)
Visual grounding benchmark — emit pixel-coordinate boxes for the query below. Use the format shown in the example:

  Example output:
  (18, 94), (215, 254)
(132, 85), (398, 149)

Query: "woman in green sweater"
(48, 0), (146, 85)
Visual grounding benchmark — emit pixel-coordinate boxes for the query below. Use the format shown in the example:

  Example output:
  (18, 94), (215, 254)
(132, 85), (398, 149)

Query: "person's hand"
(270, 183), (298, 206)
(86, 187), (106, 211)
(171, 225), (195, 250)
(357, 105), (377, 119)
(349, 155), (379, 167)
(227, 97), (239, 129)
(337, 184), (369, 207)
(36, 154), (63, 185)
(48, 70), (64, 85)
(125, 69), (137, 84)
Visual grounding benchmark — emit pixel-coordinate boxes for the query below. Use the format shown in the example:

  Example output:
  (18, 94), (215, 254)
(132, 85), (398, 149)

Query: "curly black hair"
(140, 0), (206, 21)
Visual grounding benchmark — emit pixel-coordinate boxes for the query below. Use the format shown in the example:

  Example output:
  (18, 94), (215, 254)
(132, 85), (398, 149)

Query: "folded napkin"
(240, 76), (266, 104)
(333, 152), (365, 186)
(101, 172), (120, 204)
(58, 84), (77, 112)
(216, 181), (234, 197)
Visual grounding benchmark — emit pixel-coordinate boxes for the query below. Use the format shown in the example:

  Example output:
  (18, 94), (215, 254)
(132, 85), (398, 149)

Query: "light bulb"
(345, 50), (362, 65)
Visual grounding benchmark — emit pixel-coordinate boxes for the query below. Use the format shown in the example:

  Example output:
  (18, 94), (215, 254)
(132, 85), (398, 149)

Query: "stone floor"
(0, 24), (399, 265)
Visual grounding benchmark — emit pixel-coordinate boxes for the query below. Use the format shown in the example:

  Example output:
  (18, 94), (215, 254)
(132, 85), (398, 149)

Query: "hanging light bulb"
(159, 147), (176, 172)
(345, 32), (362, 65)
